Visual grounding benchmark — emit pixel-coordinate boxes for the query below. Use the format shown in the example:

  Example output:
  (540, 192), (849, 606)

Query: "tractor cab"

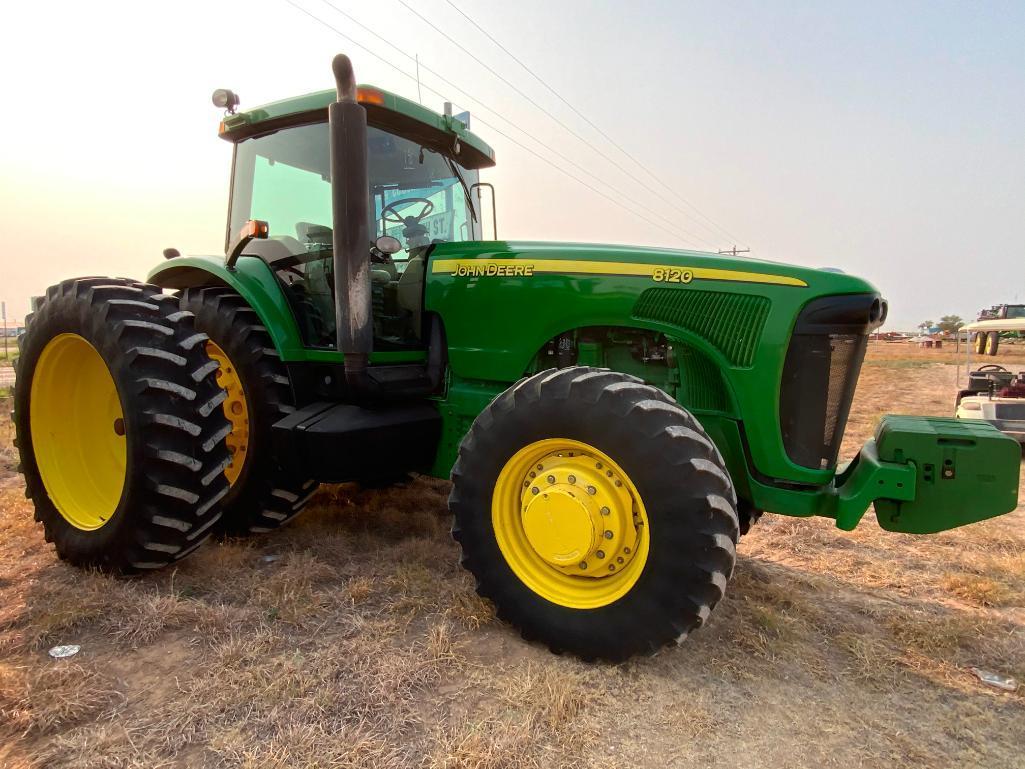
(222, 89), (494, 353)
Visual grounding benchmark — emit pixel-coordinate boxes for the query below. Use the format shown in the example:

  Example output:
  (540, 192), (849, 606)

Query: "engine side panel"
(424, 241), (879, 486)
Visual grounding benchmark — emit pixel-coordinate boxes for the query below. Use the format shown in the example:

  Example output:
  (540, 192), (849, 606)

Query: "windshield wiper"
(446, 157), (477, 223)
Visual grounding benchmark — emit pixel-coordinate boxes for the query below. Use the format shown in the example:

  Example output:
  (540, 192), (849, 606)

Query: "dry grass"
(0, 341), (1023, 768)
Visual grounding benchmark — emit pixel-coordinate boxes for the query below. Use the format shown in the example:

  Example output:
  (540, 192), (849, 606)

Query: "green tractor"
(13, 56), (1020, 661)
(974, 304), (1025, 355)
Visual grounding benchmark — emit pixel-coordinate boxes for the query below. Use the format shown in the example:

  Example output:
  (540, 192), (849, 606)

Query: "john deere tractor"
(974, 304), (1025, 355)
(13, 56), (1020, 661)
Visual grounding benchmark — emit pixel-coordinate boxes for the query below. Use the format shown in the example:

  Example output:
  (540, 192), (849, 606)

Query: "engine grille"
(779, 294), (882, 470)
(780, 333), (867, 469)
(633, 288), (770, 367)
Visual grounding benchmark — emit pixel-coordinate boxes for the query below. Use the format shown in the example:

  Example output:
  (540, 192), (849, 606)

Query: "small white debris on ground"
(970, 667), (1018, 692)
(48, 644), (81, 659)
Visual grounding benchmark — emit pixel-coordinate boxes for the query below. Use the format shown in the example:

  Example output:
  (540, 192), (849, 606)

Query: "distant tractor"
(11, 56), (1021, 661)
(974, 304), (1025, 355)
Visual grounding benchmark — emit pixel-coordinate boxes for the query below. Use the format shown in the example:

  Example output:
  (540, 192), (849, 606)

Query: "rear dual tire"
(180, 287), (318, 535)
(986, 331), (1000, 356)
(13, 279), (233, 571)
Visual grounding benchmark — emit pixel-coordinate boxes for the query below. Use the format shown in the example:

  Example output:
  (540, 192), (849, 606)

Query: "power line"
(283, 0), (708, 245)
(394, 0), (741, 249)
(444, 0), (750, 248)
(312, 0), (717, 247)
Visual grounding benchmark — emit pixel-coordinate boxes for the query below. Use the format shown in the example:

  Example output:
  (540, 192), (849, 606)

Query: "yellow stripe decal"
(430, 258), (807, 287)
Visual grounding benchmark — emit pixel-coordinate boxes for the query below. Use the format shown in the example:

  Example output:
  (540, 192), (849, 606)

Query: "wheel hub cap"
(522, 485), (601, 566)
(493, 439), (649, 609)
(519, 452), (641, 578)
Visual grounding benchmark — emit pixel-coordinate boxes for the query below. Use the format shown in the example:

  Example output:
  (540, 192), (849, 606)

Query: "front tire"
(449, 367), (739, 662)
(13, 278), (233, 571)
(180, 287), (318, 535)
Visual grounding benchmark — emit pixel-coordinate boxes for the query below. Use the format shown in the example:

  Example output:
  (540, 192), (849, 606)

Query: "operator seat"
(397, 253), (425, 337)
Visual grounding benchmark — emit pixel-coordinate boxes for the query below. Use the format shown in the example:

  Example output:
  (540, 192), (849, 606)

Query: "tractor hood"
(429, 240), (881, 298)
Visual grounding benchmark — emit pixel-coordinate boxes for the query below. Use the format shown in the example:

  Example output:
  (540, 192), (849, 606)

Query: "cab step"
(272, 401), (441, 483)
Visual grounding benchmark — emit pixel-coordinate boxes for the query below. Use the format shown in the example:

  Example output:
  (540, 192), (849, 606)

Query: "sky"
(1, 0), (1022, 329)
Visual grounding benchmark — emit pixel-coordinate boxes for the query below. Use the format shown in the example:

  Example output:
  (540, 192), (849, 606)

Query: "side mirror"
(375, 235), (402, 255)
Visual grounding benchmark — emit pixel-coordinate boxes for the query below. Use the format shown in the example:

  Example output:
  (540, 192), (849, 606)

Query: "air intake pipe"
(329, 54), (374, 395)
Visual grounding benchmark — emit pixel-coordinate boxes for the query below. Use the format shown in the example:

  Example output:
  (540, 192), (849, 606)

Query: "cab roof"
(218, 84), (496, 170)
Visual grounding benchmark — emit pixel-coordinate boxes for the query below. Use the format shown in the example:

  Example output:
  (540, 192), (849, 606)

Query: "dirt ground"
(1, 342), (1023, 769)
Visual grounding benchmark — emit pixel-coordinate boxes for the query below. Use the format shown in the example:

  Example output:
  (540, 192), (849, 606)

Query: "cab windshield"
(228, 121), (481, 259)
(228, 120), (482, 349)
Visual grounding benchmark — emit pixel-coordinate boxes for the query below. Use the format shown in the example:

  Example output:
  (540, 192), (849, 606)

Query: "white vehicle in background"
(956, 319), (1025, 444)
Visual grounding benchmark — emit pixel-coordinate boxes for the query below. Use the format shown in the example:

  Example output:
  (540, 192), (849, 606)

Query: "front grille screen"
(780, 333), (867, 469)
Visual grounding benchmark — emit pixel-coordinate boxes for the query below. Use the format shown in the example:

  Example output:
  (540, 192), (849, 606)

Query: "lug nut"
(537, 464), (543, 471)
(606, 470), (613, 477)
(596, 462), (603, 469)
(568, 474), (576, 484)
(579, 561), (587, 570)
(617, 557), (624, 564)
(623, 547), (631, 554)
(604, 530), (613, 539)
(587, 485), (597, 495)
(615, 480), (622, 487)
(600, 506), (610, 516)
(529, 471), (536, 478)
(547, 475), (556, 483)
(523, 481), (529, 488)
(608, 565), (616, 571)
(596, 550), (605, 559)
(531, 487), (539, 495)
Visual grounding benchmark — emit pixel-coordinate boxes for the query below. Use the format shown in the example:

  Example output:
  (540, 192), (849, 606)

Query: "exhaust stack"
(329, 54), (373, 393)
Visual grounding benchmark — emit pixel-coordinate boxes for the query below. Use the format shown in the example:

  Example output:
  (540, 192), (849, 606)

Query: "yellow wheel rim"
(206, 341), (249, 486)
(29, 334), (126, 530)
(492, 439), (650, 609)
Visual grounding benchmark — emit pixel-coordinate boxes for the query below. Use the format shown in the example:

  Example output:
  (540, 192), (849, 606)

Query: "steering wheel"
(977, 364), (1009, 372)
(381, 198), (434, 228)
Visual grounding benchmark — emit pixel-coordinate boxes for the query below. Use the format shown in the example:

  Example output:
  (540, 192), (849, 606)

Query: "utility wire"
(395, 0), (739, 249)
(314, 0), (716, 247)
(284, 0), (708, 245)
(443, 0), (749, 248)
